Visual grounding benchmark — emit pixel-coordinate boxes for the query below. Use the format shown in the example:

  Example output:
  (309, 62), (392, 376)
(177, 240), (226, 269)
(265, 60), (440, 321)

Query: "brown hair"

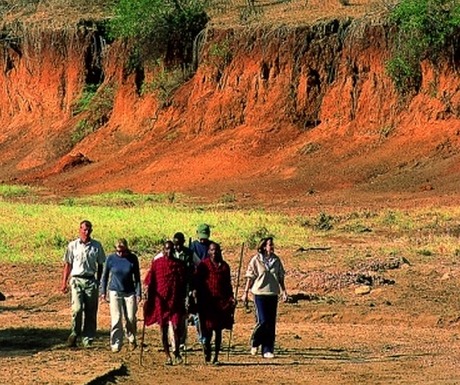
(115, 238), (129, 249)
(257, 237), (274, 256)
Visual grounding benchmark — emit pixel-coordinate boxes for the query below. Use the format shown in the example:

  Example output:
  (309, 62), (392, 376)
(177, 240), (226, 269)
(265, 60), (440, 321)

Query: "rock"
(441, 272), (451, 281)
(355, 285), (371, 295)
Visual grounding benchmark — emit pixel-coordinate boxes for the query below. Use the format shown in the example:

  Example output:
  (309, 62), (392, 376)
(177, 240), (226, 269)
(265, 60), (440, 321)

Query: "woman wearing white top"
(241, 237), (288, 358)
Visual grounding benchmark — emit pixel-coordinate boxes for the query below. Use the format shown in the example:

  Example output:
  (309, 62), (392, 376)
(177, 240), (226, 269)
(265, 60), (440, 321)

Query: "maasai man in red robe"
(194, 242), (235, 364)
(144, 240), (187, 365)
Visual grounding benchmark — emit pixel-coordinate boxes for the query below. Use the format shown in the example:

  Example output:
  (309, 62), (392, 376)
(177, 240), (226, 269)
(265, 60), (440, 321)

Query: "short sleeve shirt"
(63, 238), (106, 277)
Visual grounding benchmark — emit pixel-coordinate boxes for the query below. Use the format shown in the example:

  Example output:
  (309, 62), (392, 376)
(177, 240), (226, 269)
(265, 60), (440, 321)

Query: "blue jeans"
(251, 295), (278, 354)
(193, 313), (206, 344)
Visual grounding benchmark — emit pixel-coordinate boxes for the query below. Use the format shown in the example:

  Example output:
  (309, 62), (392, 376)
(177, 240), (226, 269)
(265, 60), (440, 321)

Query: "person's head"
(173, 232), (186, 251)
(115, 238), (129, 257)
(257, 237), (274, 256)
(163, 240), (174, 258)
(196, 223), (211, 242)
(207, 242), (222, 263)
(79, 220), (93, 243)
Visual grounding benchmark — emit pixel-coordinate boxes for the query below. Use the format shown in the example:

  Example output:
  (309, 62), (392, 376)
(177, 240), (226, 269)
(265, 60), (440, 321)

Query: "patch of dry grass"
(208, 0), (384, 27)
(0, 0), (389, 30)
(0, 0), (112, 29)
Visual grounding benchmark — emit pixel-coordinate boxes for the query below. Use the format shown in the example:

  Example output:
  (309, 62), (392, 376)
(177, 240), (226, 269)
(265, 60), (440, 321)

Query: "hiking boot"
(66, 334), (77, 348)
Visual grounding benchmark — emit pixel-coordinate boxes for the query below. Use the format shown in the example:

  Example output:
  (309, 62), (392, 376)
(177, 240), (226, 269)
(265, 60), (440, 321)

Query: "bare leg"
(161, 324), (172, 364)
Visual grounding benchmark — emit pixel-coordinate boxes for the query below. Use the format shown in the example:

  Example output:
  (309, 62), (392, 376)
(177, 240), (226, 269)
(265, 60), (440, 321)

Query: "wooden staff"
(139, 316), (146, 366)
(227, 242), (245, 360)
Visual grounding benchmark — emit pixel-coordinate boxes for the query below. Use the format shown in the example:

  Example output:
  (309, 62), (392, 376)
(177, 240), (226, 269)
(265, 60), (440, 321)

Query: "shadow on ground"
(0, 327), (109, 357)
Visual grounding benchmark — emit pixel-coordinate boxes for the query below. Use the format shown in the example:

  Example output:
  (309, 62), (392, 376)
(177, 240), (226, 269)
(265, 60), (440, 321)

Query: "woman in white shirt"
(241, 237), (288, 359)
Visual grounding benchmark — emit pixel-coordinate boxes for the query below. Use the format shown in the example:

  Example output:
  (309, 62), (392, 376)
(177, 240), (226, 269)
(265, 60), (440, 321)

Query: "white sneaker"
(250, 347), (258, 356)
(263, 352), (274, 359)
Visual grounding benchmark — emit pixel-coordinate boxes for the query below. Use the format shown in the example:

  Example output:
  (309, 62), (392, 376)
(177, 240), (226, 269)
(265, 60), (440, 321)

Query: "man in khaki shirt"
(61, 220), (105, 348)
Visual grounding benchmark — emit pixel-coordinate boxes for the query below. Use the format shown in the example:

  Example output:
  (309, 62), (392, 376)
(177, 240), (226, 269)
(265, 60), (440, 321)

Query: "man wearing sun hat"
(190, 223), (212, 263)
(189, 223), (213, 345)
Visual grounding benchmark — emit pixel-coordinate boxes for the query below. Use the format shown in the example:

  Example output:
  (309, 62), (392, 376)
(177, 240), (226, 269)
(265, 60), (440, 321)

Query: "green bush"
(72, 84), (98, 116)
(109, 0), (209, 64)
(245, 227), (273, 249)
(386, 0), (460, 94)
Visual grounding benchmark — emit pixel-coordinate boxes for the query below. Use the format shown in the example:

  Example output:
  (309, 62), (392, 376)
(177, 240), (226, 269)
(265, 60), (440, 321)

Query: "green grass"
(1, 185), (460, 268)
(0, 184), (34, 199)
(0, 189), (315, 263)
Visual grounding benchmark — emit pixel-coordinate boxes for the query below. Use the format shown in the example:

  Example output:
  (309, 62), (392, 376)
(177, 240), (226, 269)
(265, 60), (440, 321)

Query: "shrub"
(316, 212), (333, 231)
(72, 84), (98, 116)
(386, 0), (460, 94)
(245, 227), (273, 249)
(109, 0), (209, 65)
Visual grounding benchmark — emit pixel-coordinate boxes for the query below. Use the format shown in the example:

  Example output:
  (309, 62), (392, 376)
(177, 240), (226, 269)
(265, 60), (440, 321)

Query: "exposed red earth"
(1, 1), (460, 383)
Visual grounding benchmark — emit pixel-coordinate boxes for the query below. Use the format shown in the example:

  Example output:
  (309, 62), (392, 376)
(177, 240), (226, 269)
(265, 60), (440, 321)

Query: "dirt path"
(1, 262), (460, 384)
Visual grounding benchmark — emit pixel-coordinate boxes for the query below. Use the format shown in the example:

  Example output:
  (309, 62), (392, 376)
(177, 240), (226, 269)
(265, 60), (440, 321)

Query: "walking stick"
(227, 242), (245, 360)
(183, 320), (187, 365)
(139, 317), (146, 365)
(183, 236), (193, 365)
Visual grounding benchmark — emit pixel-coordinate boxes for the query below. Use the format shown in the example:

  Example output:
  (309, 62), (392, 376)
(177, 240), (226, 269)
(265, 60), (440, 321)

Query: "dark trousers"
(251, 295), (278, 354)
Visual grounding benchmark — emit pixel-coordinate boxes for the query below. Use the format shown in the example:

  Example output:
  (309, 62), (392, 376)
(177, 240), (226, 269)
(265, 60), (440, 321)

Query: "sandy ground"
(2, 252), (460, 385)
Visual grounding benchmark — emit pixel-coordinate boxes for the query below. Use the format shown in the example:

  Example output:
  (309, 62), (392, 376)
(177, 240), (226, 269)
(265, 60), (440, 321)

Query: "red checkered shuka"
(143, 256), (187, 327)
(195, 258), (234, 332)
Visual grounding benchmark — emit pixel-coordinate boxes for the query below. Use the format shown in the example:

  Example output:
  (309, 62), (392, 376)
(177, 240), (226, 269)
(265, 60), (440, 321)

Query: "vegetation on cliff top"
(386, 0), (460, 94)
(1, 0), (459, 95)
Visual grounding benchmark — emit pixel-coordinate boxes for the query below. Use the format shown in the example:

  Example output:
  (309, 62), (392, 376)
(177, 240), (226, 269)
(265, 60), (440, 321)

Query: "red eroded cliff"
(0, 20), (459, 207)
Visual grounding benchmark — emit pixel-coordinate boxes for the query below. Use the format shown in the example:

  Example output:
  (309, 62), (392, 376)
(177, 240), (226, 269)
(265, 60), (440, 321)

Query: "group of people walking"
(60, 220), (288, 365)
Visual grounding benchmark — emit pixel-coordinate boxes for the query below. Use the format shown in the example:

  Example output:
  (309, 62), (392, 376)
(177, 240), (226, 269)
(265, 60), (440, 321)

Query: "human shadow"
(0, 327), (109, 358)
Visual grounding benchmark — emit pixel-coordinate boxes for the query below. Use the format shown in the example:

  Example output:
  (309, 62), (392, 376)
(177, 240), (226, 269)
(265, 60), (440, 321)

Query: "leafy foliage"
(109, 0), (209, 64)
(245, 227), (273, 249)
(386, 0), (460, 94)
(72, 83), (98, 116)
